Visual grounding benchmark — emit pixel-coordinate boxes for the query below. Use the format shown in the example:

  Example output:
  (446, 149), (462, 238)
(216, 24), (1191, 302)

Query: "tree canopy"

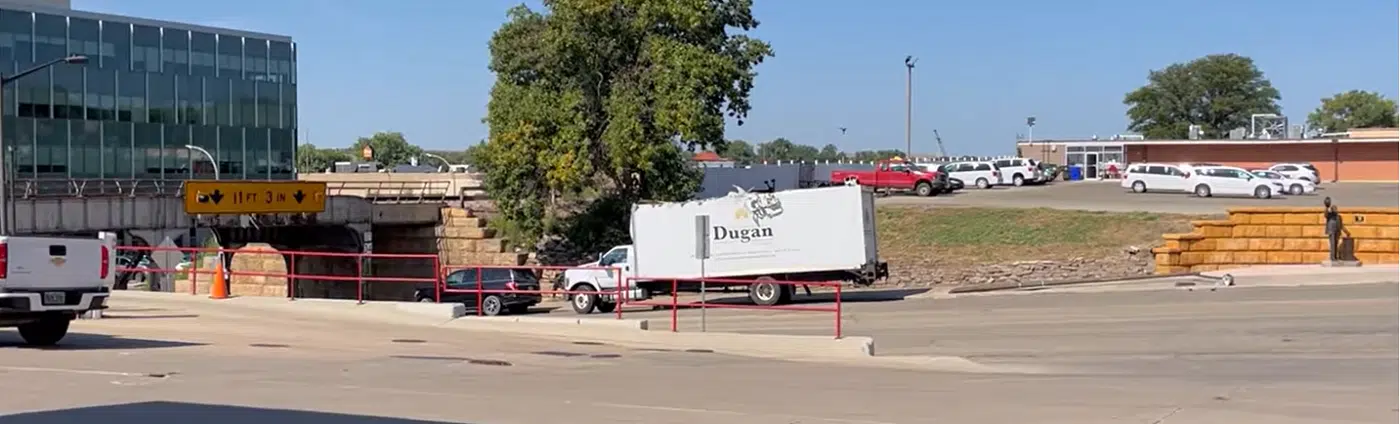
(1123, 54), (1282, 139)
(476, 0), (774, 248)
(352, 132), (424, 167)
(296, 143), (353, 173)
(1307, 90), (1399, 133)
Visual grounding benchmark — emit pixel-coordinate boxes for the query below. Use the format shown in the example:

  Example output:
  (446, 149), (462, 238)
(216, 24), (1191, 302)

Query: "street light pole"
(185, 144), (219, 180)
(421, 152), (453, 171)
(0, 54), (88, 236)
(904, 56), (917, 159)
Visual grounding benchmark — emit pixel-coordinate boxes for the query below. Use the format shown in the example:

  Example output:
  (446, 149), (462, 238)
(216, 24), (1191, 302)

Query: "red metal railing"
(623, 277), (844, 339)
(115, 246), (440, 303)
(439, 265), (625, 319)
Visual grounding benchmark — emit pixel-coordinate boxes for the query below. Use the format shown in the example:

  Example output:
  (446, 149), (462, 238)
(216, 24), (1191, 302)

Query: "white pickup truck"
(0, 234), (115, 346)
(562, 185), (888, 314)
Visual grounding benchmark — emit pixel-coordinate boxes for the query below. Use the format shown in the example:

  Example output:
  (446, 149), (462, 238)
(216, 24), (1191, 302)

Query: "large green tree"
(295, 144), (353, 173)
(353, 131), (423, 167)
(478, 0), (773, 247)
(1123, 54), (1282, 139)
(716, 139), (757, 165)
(1307, 90), (1399, 133)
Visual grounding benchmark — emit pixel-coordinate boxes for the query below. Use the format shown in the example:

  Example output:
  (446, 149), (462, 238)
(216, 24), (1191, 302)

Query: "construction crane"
(932, 129), (949, 158)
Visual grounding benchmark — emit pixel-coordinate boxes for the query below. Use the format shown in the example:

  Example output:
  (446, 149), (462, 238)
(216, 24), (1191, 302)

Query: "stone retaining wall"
(1153, 206), (1399, 274)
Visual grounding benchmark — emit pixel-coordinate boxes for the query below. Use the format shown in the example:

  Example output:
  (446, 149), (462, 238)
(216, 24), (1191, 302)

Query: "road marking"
(592, 402), (901, 424)
(0, 365), (149, 377)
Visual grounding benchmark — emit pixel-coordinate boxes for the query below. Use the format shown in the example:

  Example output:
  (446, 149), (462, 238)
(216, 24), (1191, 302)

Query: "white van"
(1122, 163), (1192, 193)
(942, 161), (1002, 189)
(1187, 166), (1279, 199)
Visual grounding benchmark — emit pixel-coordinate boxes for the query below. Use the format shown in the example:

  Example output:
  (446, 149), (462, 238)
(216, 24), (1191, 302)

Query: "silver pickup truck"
(0, 233), (114, 346)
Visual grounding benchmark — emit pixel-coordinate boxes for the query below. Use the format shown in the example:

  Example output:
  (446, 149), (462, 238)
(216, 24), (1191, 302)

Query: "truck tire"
(596, 302), (617, 313)
(915, 182), (934, 197)
(570, 283), (599, 314)
(749, 277), (792, 306)
(18, 315), (71, 346)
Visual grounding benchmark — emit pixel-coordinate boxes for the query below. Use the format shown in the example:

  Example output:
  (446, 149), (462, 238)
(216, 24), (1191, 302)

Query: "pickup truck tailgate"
(1, 236), (108, 290)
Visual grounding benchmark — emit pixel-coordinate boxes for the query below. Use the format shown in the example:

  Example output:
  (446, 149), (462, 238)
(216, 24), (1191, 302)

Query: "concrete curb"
(946, 273), (1202, 294)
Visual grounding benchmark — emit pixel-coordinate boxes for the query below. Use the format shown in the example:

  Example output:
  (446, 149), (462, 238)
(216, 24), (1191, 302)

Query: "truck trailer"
(561, 185), (888, 314)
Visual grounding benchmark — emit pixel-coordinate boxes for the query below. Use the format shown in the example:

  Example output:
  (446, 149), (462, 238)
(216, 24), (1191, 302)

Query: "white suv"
(1188, 166), (1279, 199)
(1250, 169), (1316, 195)
(1122, 163), (1192, 193)
(1268, 163), (1320, 183)
(991, 158), (1043, 186)
(943, 161), (1003, 189)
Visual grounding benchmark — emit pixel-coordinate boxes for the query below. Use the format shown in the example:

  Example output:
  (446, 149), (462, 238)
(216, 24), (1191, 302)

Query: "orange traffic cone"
(209, 262), (228, 299)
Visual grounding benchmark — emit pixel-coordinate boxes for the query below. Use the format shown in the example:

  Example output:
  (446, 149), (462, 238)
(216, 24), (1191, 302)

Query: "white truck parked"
(0, 233), (115, 346)
(562, 185), (888, 314)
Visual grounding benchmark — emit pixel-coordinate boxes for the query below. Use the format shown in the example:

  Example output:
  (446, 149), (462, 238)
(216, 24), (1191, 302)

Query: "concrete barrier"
(456, 315), (650, 330)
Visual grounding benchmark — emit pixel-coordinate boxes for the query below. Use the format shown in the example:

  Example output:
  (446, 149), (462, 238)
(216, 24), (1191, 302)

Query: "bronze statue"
(1323, 197), (1346, 261)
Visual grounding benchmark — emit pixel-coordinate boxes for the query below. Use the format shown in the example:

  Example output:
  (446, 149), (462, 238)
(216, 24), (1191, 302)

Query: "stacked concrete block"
(227, 243), (289, 297)
(1153, 207), (1399, 274)
(437, 207), (528, 267)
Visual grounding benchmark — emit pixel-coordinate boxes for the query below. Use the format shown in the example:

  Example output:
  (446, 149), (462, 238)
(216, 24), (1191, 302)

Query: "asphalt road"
(2, 284), (1394, 424)
(878, 181), (1399, 214)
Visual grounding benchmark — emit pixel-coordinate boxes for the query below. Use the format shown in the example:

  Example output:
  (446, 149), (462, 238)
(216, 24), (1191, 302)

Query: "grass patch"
(878, 206), (1203, 266)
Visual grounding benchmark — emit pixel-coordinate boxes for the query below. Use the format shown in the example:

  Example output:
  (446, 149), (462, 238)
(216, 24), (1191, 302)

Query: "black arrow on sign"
(293, 190), (306, 204)
(209, 189), (225, 204)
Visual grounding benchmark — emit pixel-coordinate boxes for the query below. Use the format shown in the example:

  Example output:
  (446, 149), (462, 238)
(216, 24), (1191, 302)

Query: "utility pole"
(904, 56), (917, 159)
(1026, 116), (1038, 161)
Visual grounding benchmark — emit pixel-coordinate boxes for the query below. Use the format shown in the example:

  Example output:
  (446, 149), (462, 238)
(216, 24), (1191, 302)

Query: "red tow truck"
(830, 158), (949, 196)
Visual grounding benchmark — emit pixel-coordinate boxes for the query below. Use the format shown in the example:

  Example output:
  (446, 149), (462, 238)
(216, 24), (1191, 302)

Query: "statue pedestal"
(1322, 260), (1361, 268)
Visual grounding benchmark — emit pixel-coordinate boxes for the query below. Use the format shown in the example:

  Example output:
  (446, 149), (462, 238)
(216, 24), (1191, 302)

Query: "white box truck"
(561, 185), (888, 314)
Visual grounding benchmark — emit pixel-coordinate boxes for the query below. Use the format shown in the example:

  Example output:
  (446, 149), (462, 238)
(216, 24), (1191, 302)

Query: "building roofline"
(1020, 138), (1398, 147)
(0, 0), (293, 42)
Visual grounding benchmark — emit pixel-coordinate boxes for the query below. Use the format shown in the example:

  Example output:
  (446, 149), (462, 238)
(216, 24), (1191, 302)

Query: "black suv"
(416, 267), (543, 316)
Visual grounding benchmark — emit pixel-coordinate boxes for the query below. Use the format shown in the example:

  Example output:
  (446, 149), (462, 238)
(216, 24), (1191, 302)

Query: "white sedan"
(1250, 170), (1316, 195)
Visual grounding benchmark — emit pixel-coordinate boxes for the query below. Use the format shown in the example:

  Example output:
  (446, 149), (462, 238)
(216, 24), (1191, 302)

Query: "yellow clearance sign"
(184, 181), (328, 215)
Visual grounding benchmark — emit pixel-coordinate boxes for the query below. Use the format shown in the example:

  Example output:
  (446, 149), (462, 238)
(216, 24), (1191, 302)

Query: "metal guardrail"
(8, 179), (184, 199)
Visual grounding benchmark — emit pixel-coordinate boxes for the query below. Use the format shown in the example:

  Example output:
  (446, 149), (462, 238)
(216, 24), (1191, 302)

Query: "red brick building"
(1017, 128), (1399, 182)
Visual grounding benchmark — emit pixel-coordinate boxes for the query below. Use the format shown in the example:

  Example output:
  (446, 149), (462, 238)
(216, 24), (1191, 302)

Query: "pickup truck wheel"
(570, 284), (599, 314)
(749, 277), (788, 306)
(843, 176), (859, 186)
(18, 316), (70, 346)
(915, 182), (934, 197)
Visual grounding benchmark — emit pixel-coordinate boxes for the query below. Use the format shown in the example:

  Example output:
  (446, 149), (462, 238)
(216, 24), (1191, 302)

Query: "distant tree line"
(716, 138), (906, 165)
(296, 131), (483, 172)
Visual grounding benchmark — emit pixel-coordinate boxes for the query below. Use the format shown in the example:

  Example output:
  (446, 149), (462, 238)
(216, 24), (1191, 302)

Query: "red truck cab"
(830, 158), (946, 196)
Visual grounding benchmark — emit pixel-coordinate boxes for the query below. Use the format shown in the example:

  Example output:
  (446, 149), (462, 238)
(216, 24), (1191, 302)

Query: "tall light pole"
(1026, 116), (1039, 161)
(0, 54), (88, 235)
(904, 56), (917, 159)
(185, 145), (219, 180)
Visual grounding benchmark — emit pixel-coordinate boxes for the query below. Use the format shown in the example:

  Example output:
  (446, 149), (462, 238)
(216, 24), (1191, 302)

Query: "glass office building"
(0, 3), (296, 181)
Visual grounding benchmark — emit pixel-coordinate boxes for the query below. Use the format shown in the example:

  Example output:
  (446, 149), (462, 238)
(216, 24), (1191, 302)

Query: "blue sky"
(75, 0), (1399, 156)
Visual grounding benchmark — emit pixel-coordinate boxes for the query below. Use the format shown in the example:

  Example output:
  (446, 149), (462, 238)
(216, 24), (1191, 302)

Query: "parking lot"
(880, 181), (1399, 215)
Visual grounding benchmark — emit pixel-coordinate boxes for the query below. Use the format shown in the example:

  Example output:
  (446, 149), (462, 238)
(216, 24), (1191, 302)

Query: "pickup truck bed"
(0, 235), (114, 346)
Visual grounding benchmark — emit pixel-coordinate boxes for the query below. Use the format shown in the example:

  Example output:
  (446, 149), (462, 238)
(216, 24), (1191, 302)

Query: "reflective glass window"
(162, 28), (188, 75)
(34, 119), (66, 176)
(99, 21), (130, 70)
(0, 10), (33, 64)
(3, 116), (35, 177)
(246, 127), (269, 179)
(270, 128), (293, 179)
(243, 38), (268, 81)
(68, 18), (100, 59)
(133, 122), (162, 178)
(131, 25), (160, 73)
(164, 125), (190, 177)
(52, 65), (83, 119)
(190, 32), (216, 77)
(73, 120), (102, 177)
(216, 34), (241, 78)
(117, 70), (146, 122)
(177, 75), (202, 124)
(191, 125), (218, 178)
(102, 121), (132, 178)
(268, 41), (292, 83)
(256, 81), (277, 127)
(16, 67), (50, 118)
(147, 72), (175, 124)
(206, 77), (231, 125)
(280, 83), (295, 129)
(234, 79), (256, 126)
(218, 126), (243, 178)
(33, 13), (65, 62)
(85, 67), (116, 120)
